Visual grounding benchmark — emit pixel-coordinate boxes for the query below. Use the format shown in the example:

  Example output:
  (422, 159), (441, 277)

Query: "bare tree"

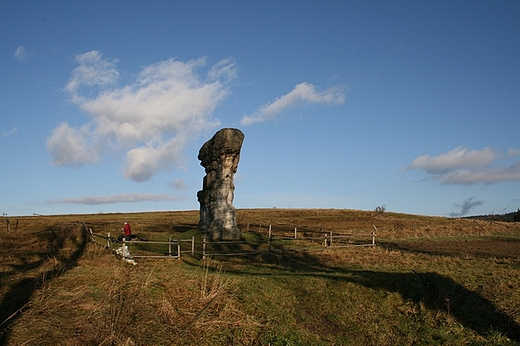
(374, 205), (386, 214)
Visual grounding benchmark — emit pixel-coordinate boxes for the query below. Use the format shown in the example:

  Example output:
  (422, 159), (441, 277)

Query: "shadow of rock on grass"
(171, 223), (198, 233)
(380, 238), (520, 260)
(0, 223), (88, 346)
(225, 251), (520, 342)
(349, 269), (520, 341)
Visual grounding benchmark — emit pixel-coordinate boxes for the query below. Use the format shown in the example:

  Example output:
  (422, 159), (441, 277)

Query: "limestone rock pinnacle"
(197, 128), (244, 240)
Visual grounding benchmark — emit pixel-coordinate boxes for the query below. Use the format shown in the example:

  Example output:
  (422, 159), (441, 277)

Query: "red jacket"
(123, 223), (132, 236)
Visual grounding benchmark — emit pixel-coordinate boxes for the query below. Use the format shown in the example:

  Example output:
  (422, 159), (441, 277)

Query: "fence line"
(202, 225), (376, 258)
(324, 232), (376, 248)
(246, 222), (376, 237)
(124, 237), (195, 259)
(85, 223), (377, 261)
(87, 228), (194, 259)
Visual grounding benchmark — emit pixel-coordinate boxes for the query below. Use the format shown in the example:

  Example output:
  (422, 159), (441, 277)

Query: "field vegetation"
(1, 208), (519, 345)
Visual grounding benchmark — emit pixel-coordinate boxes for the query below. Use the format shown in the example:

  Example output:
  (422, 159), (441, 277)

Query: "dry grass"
(1, 209), (519, 345)
(1, 232), (260, 345)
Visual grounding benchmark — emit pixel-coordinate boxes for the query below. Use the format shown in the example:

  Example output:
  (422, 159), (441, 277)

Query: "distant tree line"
(466, 209), (520, 222)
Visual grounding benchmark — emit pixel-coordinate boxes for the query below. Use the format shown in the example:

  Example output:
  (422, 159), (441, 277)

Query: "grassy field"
(0, 209), (519, 345)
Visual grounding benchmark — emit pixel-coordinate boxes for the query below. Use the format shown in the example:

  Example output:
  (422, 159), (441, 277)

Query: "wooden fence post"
(330, 230), (333, 247)
(177, 240), (181, 259)
(294, 227), (297, 238)
(203, 237), (206, 258)
(324, 234), (327, 248)
(191, 236), (195, 256)
(122, 238), (127, 258)
(269, 225), (272, 252)
(168, 237), (172, 256)
(107, 232), (111, 249)
(372, 232), (376, 246)
(88, 228), (95, 242)
(6, 219), (10, 232)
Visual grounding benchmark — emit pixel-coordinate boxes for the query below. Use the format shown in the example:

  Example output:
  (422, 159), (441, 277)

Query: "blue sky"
(1, 1), (519, 217)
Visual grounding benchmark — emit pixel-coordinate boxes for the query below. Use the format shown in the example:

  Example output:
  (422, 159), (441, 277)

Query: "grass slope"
(0, 209), (519, 345)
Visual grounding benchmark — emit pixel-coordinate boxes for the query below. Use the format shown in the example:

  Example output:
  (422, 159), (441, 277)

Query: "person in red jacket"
(118, 221), (132, 241)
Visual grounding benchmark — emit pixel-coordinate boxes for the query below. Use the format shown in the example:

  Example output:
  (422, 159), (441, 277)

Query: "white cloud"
(65, 51), (119, 103)
(440, 161), (520, 184)
(49, 192), (184, 205)
(408, 147), (497, 174)
(507, 148), (520, 157)
(124, 137), (186, 181)
(407, 146), (520, 184)
(47, 51), (235, 180)
(14, 46), (32, 61)
(46, 123), (99, 167)
(241, 82), (345, 125)
(2, 127), (17, 137)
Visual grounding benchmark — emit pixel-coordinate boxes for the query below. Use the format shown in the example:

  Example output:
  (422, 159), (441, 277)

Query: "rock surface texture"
(197, 128), (244, 240)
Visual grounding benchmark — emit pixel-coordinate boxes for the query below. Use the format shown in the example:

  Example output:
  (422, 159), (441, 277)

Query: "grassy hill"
(1, 209), (519, 345)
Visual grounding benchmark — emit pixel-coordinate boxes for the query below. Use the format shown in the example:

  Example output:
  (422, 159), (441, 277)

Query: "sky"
(1, 1), (519, 217)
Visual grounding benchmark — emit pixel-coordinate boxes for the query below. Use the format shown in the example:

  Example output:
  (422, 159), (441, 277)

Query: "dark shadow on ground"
(212, 250), (520, 341)
(379, 238), (520, 260)
(0, 223), (88, 346)
(171, 223), (198, 233)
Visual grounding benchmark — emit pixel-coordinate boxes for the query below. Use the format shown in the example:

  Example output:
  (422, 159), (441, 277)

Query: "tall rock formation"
(197, 128), (244, 240)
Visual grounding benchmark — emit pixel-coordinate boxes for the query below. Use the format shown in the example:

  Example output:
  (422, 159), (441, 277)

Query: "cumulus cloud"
(65, 50), (119, 103)
(47, 51), (235, 181)
(407, 146), (520, 184)
(49, 192), (184, 205)
(14, 46), (32, 61)
(241, 82), (345, 125)
(46, 123), (99, 166)
(449, 197), (484, 217)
